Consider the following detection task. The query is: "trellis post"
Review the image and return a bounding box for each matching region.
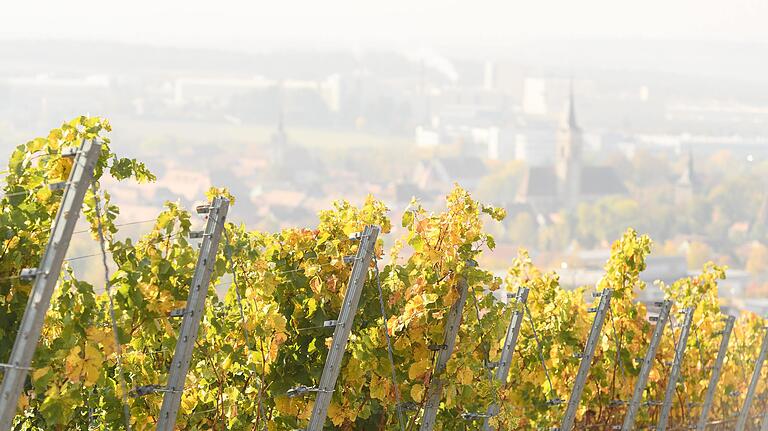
[657,306,695,431]
[695,315,735,431]
[735,326,768,431]
[622,299,673,431]
[306,225,380,431]
[418,275,471,431]
[156,197,229,431]
[482,287,529,431]
[0,139,102,431]
[560,288,613,431]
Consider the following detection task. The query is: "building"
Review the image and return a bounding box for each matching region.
[517,82,626,209]
[413,156,488,192]
[674,149,698,206]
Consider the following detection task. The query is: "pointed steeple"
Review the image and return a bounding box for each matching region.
[567,78,579,130]
[677,148,696,187]
[556,78,583,207]
[271,106,288,156]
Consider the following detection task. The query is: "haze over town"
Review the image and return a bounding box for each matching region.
[2,0,768,310]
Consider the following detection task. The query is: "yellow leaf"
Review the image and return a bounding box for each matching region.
[180,393,198,414]
[457,366,473,385]
[370,376,387,401]
[408,359,430,380]
[310,276,322,294]
[17,393,28,411]
[83,344,103,386]
[32,366,50,381]
[274,396,292,414]
[411,384,425,402]
[328,401,345,426]
[64,346,83,383]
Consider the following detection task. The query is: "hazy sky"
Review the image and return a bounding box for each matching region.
[2,0,768,51]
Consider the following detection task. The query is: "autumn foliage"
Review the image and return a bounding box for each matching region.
[1,118,766,430]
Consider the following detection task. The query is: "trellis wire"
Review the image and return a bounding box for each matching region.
[464,284,498,423]
[222,229,267,431]
[523,303,556,401]
[608,306,628,400]
[92,185,133,431]
[0,183,70,200]
[373,256,406,431]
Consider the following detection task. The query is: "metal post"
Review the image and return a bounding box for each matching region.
[622,299,673,431]
[306,225,380,431]
[482,287,529,431]
[419,276,470,431]
[156,197,229,431]
[0,139,102,430]
[695,315,735,431]
[560,288,613,431]
[735,327,768,431]
[657,306,695,431]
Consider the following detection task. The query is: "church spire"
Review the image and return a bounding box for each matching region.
[567,78,579,130]
[677,148,696,187]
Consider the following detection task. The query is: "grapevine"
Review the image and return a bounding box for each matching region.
[0,117,766,430]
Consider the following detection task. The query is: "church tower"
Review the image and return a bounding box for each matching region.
[555,80,583,206]
[675,148,697,206]
[269,109,288,166]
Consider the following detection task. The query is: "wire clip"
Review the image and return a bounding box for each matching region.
[130,384,164,398]
[19,268,38,282]
[461,412,491,420]
[61,147,79,158]
[287,385,331,398]
[398,401,419,411]
[49,182,67,191]
[323,320,339,328]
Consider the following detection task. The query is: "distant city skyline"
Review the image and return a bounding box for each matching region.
[2,0,768,52]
